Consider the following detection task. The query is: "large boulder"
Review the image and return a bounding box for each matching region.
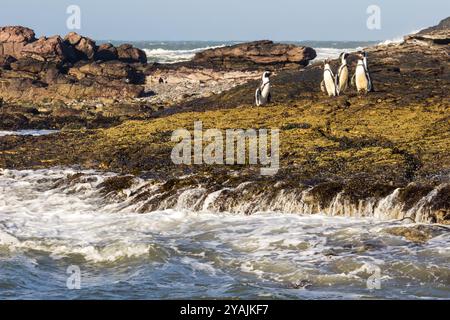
[95,43,119,61]
[117,44,147,63]
[192,40,317,70]
[21,36,77,63]
[0,26,36,59]
[64,32,97,60]
[0,26,36,43]
[68,61,143,84]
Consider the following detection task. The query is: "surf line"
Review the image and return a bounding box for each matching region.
[171,121,280,176]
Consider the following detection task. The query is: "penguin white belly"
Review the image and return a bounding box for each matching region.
[338,66,349,93]
[261,83,270,102]
[324,71,336,97]
[355,66,369,93]
[256,84,270,106]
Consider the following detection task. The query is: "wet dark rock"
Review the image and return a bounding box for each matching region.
[397,183,435,211]
[99,175,135,195]
[290,280,313,289]
[308,181,344,208]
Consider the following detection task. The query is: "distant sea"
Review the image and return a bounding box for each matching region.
[98,40,380,64]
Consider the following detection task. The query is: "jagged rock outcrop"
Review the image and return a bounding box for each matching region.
[64,32,97,60]
[0,26,147,105]
[192,40,317,70]
[21,36,77,63]
[95,43,119,61]
[0,26,36,59]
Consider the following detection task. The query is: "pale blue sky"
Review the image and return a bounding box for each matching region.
[1,0,448,41]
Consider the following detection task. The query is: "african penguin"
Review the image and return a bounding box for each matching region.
[321,61,338,97]
[362,51,373,92]
[336,52,349,94]
[353,52,372,94]
[255,71,272,106]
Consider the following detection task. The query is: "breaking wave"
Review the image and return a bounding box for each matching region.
[0,130,58,137]
[143,45,226,64]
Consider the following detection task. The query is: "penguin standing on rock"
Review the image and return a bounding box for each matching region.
[335,52,349,94]
[255,71,272,106]
[362,51,374,92]
[352,51,373,94]
[321,60,338,97]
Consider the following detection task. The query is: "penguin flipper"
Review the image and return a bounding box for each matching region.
[367,73,374,92]
[351,74,356,87]
[267,92,272,103]
[320,80,325,93]
[255,88,262,106]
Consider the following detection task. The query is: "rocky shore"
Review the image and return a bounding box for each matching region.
[0,32,316,129]
[0,18,449,226]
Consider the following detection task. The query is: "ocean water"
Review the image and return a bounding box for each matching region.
[103,40,378,64]
[1,169,449,300]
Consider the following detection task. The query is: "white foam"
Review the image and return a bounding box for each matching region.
[144,45,225,64]
[377,30,422,46]
[0,229,20,246]
[1,167,449,294]
[314,47,361,61]
[0,130,59,137]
